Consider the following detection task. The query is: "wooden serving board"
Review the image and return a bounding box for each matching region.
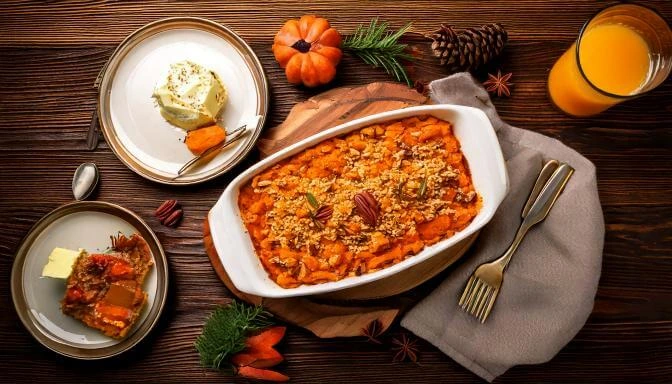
[203,82,479,337]
[258,82,428,157]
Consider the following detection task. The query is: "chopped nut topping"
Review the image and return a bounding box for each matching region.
[238,116,481,288]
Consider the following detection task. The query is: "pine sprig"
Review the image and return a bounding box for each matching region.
[195,301,273,369]
[343,19,414,85]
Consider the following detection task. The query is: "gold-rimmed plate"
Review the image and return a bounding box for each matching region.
[97,17,268,185]
[10,201,169,359]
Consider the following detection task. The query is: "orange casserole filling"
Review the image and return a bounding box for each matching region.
[238,116,481,288]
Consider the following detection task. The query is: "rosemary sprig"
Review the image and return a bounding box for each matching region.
[343,18,414,85]
[195,301,272,370]
[417,175,428,200]
[305,192,320,210]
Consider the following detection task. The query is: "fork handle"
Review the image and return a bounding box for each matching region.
[496,221,532,270]
[495,163,575,270]
[522,160,559,218]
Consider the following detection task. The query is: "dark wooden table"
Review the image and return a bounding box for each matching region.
[1,1,671,382]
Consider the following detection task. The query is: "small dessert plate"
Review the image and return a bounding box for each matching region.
[10,201,169,359]
[97,17,268,185]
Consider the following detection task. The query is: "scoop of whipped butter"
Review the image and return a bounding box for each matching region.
[41,247,84,279]
[152,60,228,130]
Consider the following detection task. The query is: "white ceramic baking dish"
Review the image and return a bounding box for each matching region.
[209,104,508,298]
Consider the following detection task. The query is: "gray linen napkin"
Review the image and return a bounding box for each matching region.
[401,73,604,382]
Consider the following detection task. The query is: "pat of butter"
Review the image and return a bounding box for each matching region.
[41,247,84,279]
[152,60,228,130]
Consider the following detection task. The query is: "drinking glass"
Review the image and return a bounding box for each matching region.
[548,4,672,117]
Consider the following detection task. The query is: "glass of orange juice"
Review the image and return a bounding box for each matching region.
[548,4,672,117]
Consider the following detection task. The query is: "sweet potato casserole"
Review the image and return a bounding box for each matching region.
[238,116,480,288]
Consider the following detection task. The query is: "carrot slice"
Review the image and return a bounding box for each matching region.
[231,348,283,368]
[237,366,289,382]
[185,125,226,155]
[231,352,257,367]
[246,326,286,349]
[109,261,135,278]
[95,302,132,321]
[250,354,284,369]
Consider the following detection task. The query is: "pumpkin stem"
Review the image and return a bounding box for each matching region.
[291,39,311,53]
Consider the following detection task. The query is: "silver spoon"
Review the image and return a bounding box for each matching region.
[72,162,100,200]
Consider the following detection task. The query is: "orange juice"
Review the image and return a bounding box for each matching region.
[548,23,651,116]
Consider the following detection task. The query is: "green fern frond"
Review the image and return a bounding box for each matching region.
[343,19,414,85]
[194,300,273,370]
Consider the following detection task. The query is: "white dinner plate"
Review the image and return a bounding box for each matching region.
[97,17,268,184]
[11,201,168,359]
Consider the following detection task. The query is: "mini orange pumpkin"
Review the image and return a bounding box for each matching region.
[272,15,342,87]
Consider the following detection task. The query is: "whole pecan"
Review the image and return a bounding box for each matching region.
[354,191,379,227]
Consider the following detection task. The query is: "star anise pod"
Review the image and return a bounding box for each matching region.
[391,333,419,363]
[110,233,121,250]
[413,80,429,96]
[361,319,383,344]
[483,70,513,97]
[109,232,130,251]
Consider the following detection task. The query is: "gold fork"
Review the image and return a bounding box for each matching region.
[458,160,574,323]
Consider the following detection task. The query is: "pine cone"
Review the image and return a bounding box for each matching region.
[429,23,508,73]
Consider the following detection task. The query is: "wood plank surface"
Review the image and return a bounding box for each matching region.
[1,1,671,383]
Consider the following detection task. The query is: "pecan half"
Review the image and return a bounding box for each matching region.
[354,191,379,227]
[162,209,183,227]
[312,205,333,225]
[155,199,178,220]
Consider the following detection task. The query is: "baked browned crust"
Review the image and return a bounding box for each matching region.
[238,116,480,288]
[61,234,154,339]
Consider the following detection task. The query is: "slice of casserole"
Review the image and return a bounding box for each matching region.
[61,233,154,339]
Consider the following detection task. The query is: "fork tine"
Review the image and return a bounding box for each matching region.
[480,288,500,323]
[473,284,490,315]
[461,279,476,310]
[461,278,480,310]
[476,287,493,320]
[468,282,487,314]
[458,275,476,306]
[464,279,483,311]
[473,286,492,317]
[478,296,492,322]
[466,283,481,314]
